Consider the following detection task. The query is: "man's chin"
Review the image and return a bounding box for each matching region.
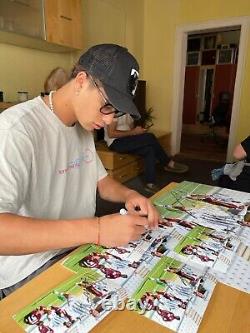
[79,122,93,131]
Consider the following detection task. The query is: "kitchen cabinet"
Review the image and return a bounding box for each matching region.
[0,0,45,39]
[0,0,83,52]
[44,0,83,50]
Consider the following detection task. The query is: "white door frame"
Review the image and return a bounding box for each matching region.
[171,16,250,161]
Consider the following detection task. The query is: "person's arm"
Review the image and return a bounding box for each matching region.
[233,136,250,160]
[0,213,99,255]
[97,175,159,229]
[233,143,247,160]
[107,120,146,138]
[0,209,152,254]
[0,165,152,254]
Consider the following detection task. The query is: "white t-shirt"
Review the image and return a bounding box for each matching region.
[0,96,107,288]
[104,114,134,146]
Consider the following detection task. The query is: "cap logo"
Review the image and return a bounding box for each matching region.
[128,68,139,96]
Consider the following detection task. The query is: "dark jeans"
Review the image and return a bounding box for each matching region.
[110,133,171,183]
[218,171,250,193]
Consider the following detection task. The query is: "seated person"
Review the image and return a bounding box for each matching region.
[218,136,250,192]
[104,114,188,193]
[42,67,69,95]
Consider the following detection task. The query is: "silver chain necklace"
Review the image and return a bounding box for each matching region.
[48,90,56,113]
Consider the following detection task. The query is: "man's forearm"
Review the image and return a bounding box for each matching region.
[0,213,99,255]
[233,143,247,160]
[98,176,137,203]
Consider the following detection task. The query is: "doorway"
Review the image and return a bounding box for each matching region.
[180,28,240,162]
[171,17,250,162]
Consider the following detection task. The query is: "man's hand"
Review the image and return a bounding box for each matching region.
[133,126,147,135]
[124,191,159,229]
[98,213,149,247]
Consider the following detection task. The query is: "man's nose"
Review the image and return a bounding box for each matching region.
[103,113,115,125]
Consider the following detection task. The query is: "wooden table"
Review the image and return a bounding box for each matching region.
[0,183,249,333]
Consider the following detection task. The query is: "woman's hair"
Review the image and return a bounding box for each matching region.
[44,67,69,93]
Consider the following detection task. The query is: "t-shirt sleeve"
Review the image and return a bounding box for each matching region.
[96,152,108,181]
[0,129,32,213]
[241,136,250,159]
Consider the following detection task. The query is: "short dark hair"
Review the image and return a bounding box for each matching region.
[70,63,85,79]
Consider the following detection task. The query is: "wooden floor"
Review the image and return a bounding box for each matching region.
[179,133,228,162]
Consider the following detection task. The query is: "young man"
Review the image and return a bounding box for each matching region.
[0,44,159,299]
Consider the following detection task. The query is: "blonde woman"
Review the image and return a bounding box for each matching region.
[44,67,69,94]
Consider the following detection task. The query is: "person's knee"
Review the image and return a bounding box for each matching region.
[142,132,157,145]
[144,132,156,139]
[138,145,154,157]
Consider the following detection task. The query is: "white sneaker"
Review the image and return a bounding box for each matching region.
[144,183,160,193]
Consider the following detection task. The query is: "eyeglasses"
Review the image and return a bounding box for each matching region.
[89,76,125,118]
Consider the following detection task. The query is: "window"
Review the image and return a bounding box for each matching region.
[217,49,234,64]
[187,37,201,52]
[201,50,216,65]
[187,52,200,66]
[203,35,216,50]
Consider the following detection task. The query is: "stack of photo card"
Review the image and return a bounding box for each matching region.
[131,256,216,333]
[154,181,250,233]
[13,246,217,333]
[154,181,250,290]
[13,272,126,333]
[155,219,241,273]
[13,181,250,333]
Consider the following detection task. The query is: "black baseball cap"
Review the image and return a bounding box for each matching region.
[77,44,141,119]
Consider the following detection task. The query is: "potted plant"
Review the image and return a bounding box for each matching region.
[135,107,155,129]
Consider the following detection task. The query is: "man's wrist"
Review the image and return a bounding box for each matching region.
[124,189,138,201]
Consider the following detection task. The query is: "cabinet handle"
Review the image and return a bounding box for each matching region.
[60,15,72,21]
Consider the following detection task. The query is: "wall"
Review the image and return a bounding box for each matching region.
[144,1,180,133]
[80,0,144,71]
[0,43,72,102]
[144,0,250,145]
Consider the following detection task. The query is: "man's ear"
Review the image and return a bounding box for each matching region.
[75,71,88,90]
